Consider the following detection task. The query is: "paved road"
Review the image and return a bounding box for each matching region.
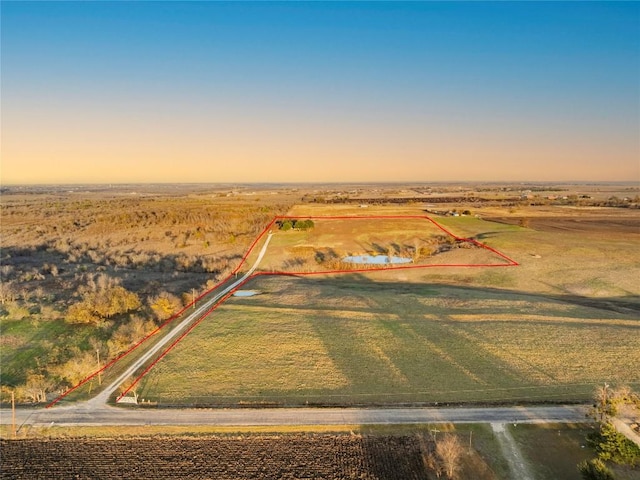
[84,233,273,407]
[2,404,590,429]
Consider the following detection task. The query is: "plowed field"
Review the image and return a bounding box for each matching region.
[1,435,425,480]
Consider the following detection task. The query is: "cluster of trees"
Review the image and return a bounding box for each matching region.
[579,385,640,479]
[1,270,192,403]
[418,432,463,479]
[67,275,141,326]
[2,195,292,240]
[107,316,158,358]
[276,219,315,231]
[275,234,467,273]
[46,237,238,274]
[587,422,640,467]
[601,196,640,208]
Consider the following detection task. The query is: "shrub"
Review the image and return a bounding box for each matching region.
[577,458,615,480]
[149,292,182,321]
[280,220,293,231]
[589,422,640,466]
[67,283,141,325]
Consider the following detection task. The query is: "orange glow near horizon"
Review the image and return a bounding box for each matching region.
[3,2,638,184]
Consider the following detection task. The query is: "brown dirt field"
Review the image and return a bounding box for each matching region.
[0,435,430,480]
[485,215,640,235]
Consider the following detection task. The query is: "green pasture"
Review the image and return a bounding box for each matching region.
[135,274,639,406]
[0,317,95,388]
[508,423,595,480]
[509,423,640,480]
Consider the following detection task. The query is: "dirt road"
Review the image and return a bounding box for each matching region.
[491,422,535,480]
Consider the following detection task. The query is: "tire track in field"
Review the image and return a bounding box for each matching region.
[491,423,535,480]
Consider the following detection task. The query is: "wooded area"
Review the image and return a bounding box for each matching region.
[0,189,293,402]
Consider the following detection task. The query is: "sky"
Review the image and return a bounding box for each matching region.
[1,1,638,184]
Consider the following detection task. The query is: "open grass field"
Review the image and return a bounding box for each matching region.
[509,423,639,480]
[136,274,639,406]
[130,202,639,406]
[245,215,513,275]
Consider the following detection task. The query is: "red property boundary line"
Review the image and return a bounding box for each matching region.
[47,214,517,407]
[274,215,519,270]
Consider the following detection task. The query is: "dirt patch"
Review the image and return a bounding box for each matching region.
[491,423,535,480]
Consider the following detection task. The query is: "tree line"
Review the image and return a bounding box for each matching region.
[275,219,315,231]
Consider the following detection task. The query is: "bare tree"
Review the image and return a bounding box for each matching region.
[593,383,617,421]
[107,316,156,357]
[0,281,17,305]
[16,373,53,403]
[413,238,422,262]
[613,385,633,404]
[436,434,463,479]
[416,433,442,478]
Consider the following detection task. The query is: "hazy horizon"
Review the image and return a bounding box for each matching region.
[4,180,639,190]
[2,2,639,185]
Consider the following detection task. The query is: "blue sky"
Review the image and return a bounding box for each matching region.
[2,1,638,183]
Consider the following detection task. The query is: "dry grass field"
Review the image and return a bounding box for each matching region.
[136,274,639,406]
[135,201,640,406]
[247,215,512,275]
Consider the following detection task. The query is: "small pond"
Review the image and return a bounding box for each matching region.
[342,255,412,265]
[233,290,259,297]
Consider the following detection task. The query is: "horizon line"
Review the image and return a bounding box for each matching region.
[2,180,638,188]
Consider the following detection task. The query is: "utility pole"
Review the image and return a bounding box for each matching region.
[11,390,16,438]
[192,288,196,309]
[96,349,102,385]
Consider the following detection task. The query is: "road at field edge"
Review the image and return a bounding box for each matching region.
[2,405,590,429]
